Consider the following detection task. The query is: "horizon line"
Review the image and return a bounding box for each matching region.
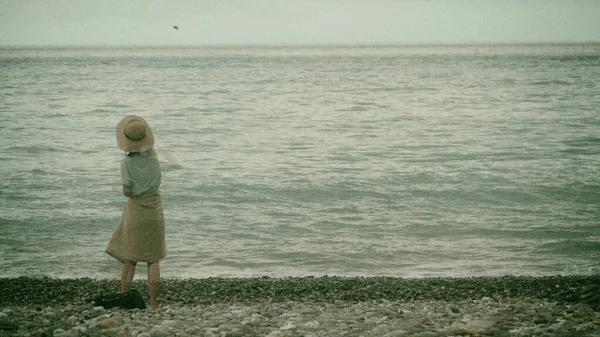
[1,40,600,49]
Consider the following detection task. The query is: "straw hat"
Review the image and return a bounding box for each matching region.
[116,115,154,152]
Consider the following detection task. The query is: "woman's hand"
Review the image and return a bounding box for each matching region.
[123,185,132,198]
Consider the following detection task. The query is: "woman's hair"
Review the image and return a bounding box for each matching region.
[126,149,155,157]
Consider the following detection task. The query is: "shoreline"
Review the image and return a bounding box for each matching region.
[1,275,599,306]
[1,275,599,336]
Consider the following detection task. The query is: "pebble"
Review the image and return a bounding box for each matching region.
[418,331,438,337]
[66,315,78,324]
[96,315,125,329]
[280,322,296,330]
[149,325,169,337]
[384,329,408,336]
[1,276,600,336]
[304,320,320,329]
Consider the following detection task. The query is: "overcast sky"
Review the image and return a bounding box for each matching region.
[1,0,599,46]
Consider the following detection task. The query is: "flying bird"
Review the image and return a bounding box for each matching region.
[173,25,179,30]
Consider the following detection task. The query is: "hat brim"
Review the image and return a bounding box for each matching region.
[116,115,155,152]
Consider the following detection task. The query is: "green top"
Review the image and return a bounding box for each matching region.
[121,149,161,197]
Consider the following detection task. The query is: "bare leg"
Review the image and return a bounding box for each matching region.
[148,261,160,310]
[120,260,137,292]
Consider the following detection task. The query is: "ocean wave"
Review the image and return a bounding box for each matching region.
[30,168,48,175]
[3,145,69,153]
[539,240,600,255]
[47,104,66,109]
[336,106,370,112]
[560,137,600,155]
[99,103,132,109]
[84,108,112,114]
[548,54,600,63]
[561,148,600,155]
[180,106,213,113]
[529,79,573,86]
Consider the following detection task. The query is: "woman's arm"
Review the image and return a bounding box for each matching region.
[123,185,132,198]
[155,148,183,170]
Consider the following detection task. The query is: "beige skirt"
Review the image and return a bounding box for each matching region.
[106,190,166,263]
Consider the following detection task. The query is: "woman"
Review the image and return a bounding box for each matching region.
[106,115,166,310]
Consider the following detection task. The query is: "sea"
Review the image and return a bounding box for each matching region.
[1,44,599,280]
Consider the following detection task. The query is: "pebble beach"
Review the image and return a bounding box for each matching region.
[1,275,600,337]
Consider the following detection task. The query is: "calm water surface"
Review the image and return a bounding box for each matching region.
[1,44,599,279]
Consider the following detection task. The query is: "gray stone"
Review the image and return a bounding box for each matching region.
[485,327,511,337]
[218,323,234,331]
[66,315,78,324]
[280,322,296,330]
[401,310,414,317]
[160,319,178,327]
[371,324,390,335]
[206,327,220,334]
[581,293,600,303]
[185,326,202,334]
[418,332,439,337]
[150,325,169,337]
[53,328,74,337]
[534,315,551,324]
[303,320,320,329]
[70,326,87,334]
[43,309,56,317]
